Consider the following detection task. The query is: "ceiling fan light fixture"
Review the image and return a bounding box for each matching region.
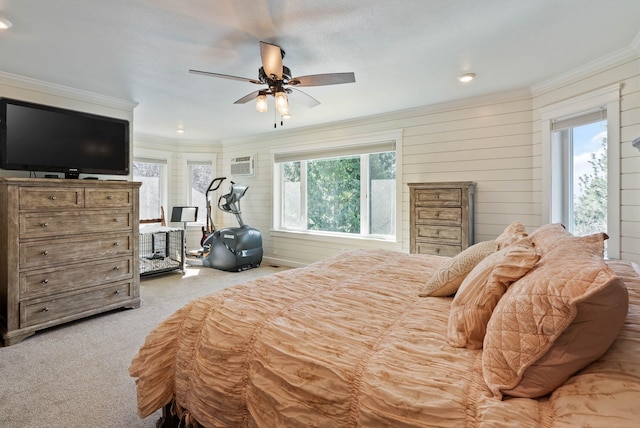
[0,17,12,29]
[458,72,476,83]
[275,91,288,109]
[277,102,289,116]
[256,94,268,113]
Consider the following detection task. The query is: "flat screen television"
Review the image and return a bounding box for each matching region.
[0,97,130,178]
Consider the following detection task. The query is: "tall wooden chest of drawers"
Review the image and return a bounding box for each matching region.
[409,181,476,256]
[0,178,141,346]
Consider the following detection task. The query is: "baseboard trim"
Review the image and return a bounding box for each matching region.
[262,256,307,269]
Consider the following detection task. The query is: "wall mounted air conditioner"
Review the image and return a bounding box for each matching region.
[230,155,255,176]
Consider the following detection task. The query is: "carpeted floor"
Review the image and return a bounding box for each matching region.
[0,263,289,428]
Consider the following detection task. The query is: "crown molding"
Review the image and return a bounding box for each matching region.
[0,70,138,111]
[531,42,640,96]
[134,132,221,149]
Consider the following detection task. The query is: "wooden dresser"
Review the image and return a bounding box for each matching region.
[0,178,141,346]
[409,181,476,256]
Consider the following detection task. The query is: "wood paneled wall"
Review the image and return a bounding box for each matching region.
[531,57,640,263]
[219,89,536,266]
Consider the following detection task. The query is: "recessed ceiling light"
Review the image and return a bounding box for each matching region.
[0,17,12,30]
[176,128,185,134]
[458,73,476,83]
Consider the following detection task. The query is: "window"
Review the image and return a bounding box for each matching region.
[551,112,607,236]
[274,132,401,240]
[187,160,214,225]
[541,84,620,258]
[133,158,166,220]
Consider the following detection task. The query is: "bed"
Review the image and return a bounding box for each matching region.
[130,223,640,427]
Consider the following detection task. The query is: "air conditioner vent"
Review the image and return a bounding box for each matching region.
[230,155,255,176]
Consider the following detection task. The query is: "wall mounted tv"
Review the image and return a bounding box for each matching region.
[0,97,130,179]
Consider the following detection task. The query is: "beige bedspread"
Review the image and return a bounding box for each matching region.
[130,250,640,427]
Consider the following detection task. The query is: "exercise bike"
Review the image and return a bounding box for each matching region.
[200,177,263,271]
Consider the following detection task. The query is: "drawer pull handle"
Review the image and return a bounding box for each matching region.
[435,212,440,218]
[107,196,113,200]
[41,222,49,227]
[114,290,120,295]
[42,307,49,312]
[114,266,121,271]
[435,248,440,254]
[49,196,56,201]
[435,230,440,236]
[41,279,49,285]
[113,218,119,223]
[435,194,440,199]
[113,242,120,247]
[41,250,49,256]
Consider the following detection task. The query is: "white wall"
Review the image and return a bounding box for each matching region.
[216,55,640,266]
[219,89,535,266]
[531,55,640,263]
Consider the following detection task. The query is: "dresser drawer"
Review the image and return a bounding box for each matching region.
[416,242,462,257]
[20,210,132,238]
[20,281,133,328]
[415,225,461,244]
[20,233,132,269]
[85,188,133,208]
[19,187,83,210]
[20,257,133,299]
[414,188,461,207]
[415,207,462,225]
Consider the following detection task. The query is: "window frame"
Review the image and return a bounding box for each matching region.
[182,153,217,227]
[540,84,620,257]
[272,130,403,242]
[133,147,172,221]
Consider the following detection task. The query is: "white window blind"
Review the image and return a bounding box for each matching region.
[134,157,167,165]
[551,108,606,131]
[187,160,212,166]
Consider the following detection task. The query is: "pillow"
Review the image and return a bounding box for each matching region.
[447,238,540,349]
[482,232,628,399]
[495,221,529,250]
[419,240,498,297]
[527,223,572,255]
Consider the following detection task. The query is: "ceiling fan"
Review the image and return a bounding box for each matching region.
[189,41,355,124]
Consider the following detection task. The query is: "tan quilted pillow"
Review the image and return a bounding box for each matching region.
[419,240,498,297]
[528,223,572,254]
[447,238,540,349]
[482,232,628,399]
[495,221,529,250]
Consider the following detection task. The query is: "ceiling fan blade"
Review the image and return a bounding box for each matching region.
[189,69,262,85]
[289,72,355,87]
[287,88,320,108]
[260,41,283,79]
[233,91,261,104]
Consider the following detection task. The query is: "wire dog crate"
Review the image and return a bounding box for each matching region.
[139,226,184,276]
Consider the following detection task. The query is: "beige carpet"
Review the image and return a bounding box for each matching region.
[0,263,289,428]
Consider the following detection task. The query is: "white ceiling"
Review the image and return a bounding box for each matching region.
[1,0,639,142]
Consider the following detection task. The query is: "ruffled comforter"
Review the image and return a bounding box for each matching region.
[130,249,640,427]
